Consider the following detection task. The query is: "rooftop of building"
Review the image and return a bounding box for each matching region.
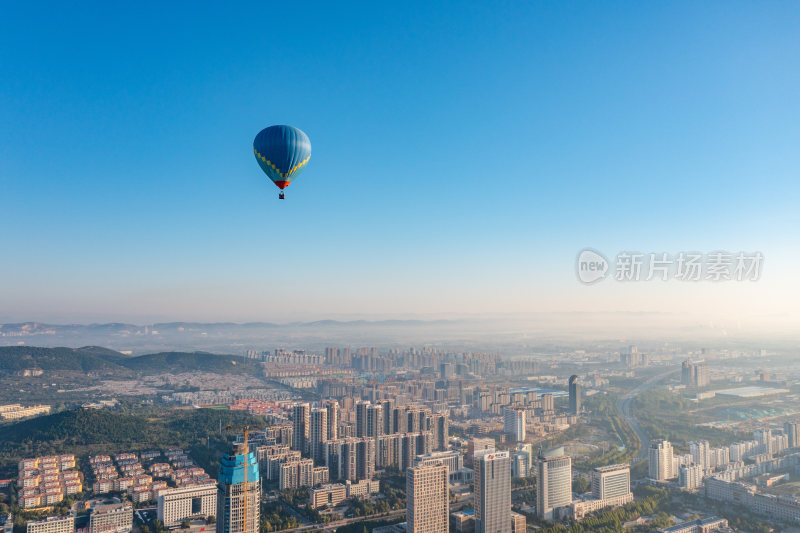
[27,516,73,524]
[594,463,630,472]
[659,516,726,533]
[539,446,565,459]
[714,386,789,398]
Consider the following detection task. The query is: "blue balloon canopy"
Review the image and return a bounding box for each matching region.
[253,125,311,190]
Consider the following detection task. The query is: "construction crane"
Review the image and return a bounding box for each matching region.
[224,425,266,533]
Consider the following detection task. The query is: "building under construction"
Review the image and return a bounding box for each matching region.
[216,443,260,533]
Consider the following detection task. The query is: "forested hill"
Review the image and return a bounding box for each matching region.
[0,408,265,478]
[2,408,153,445]
[0,346,261,376]
[0,346,129,374]
[117,351,263,375]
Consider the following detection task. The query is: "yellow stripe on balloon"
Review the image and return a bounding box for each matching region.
[255,148,310,178]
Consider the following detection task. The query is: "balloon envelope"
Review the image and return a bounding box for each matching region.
[253,125,312,190]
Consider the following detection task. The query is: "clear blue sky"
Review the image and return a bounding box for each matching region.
[2,2,799,325]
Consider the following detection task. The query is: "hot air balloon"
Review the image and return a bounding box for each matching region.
[253,125,312,199]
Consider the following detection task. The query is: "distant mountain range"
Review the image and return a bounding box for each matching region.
[0,315,785,355]
[0,319,452,332]
[0,319,486,354]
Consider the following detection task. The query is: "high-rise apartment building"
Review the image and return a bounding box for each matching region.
[468,438,495,463]
[754,428,774,455]
[216,444,260,533]
[356,402,369,438]
[681,361,710,388]
[356,438,376,481]
[649,440,674,481]
[323,400,339,441]
[503,408,525,443]
[678,464,704,490]
[324,437,375,482]
[292,403,310,453]
[406,462,449,533]
[309,408,328,464]
[278,458,314,490]
[476,451,511,533]
[620,345,647,367]
[568,375,582,415]
[429,413,449,451]
[440,362,454,380]
[381,399,394,435]
[784,422,799,449]
[367,404,384,438]
[541,393,554,412]
[689,441,710,470]
[536,447,572,521]
[264,424,293,446]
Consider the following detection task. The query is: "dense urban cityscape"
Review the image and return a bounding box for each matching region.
[1,338,799,533]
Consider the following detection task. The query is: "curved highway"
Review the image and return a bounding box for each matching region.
[617,367,680,462]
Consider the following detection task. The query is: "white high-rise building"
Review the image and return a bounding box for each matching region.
[708,446,729,468]
[503,408,526,442]
[591,464,630,500]
[678,464,704,490]
[157,484,217,527]
[755,429,773,455]
[536,447,572,521]
[689,441,710,470]
[648,440,674,481]
[476,451,512,533]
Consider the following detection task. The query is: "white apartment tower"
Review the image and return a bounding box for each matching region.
[648,440,674,481]
[503,408,526,443]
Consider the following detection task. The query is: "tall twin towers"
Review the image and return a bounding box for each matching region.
[407,448,514,533]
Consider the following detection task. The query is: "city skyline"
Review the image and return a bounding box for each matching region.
[3,339,800,532]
